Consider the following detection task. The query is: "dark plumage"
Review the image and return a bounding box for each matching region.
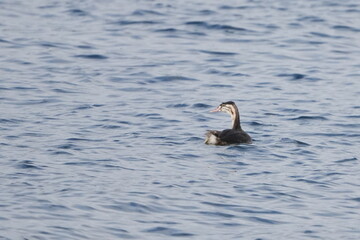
[205,101,252,145]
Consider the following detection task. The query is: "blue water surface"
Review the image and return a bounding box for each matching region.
[1,0,360,239]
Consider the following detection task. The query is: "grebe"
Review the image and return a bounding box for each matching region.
[205,101,252,145]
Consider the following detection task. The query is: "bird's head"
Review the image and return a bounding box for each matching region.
[210,101,237,116]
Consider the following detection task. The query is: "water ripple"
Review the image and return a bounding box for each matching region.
[148,75,197,83]
[67,9,89,17]
[74,54,108,59]
[115,20,162,25]
[246,216,284,225]
[185,21,254,33]
[143,227,194,237]
[332,25,360,32]
[335,157,357,164]
[1,1,359,239]
[290,116,328,121]
[132,10,165,16]
[16,160,43,170]
[199,50,237,56]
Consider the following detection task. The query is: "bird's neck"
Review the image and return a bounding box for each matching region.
[230,106,241,130]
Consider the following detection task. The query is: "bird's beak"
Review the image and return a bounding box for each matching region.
[210,106,221,112]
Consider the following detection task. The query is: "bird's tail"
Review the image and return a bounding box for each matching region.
[204,130,220,145]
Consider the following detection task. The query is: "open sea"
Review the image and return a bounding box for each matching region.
[1,0,360,239]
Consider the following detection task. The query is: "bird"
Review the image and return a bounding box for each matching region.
[205,101,252,145]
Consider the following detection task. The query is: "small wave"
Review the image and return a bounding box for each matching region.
[307,132,352,137]
[67,9,89,17]
[100,125,122,129]
[155,75,196,81]
[35,203,70,211]
[56,143,80,150]
[188,31,207,36]
[52,88,79,93]
[219,5,252,10]
[332,25,360,32]
[296,178,328,186]
[206,192,233,199]
[154,28,178,33]
[76,45,94,49]
[245,171,273,176]
[147,75,197,83]
[249,121,268,126]
[335,157,357,163]
[204,84,234,88]
[154,27,208,37]
[297,16,325,23]
[17,98,60,105]
[102,164,135,171]
[280,138,310,146]
[192,103,212,108]
[0,38,10,43]
[242,209,283,215]
[132,10,164,16]
[270,154,288,159]
[246,216,284,224]
[346,8,360,13]
[65,161,97,166]
[23,130,48,139]
[186,136,202,142]
[143,227,194,237]
[310,31,343,39]
[38,41,67,48]
[332,123,360,128]
[166,103,189,108]
[115,20,162,25]
[199,211,235,218]
[227,145,255,151]
[294,99,317,103]
[206,69,245,76]
[16,160,43,170]
[0,118,24,124]
[73,104,103,110]
[256,23,279,30]
[278,108,309,113]
[73,204,96,211]
[198,9,216,15]
[50,151,73,155]
[199,50,237,56]
[102,201,161,214]
[185,21,253,33]
[116,120,132,125]
[108,77,128,82]
[119,87,149,92]
[66,137,103,142]
[74,54,108,59]
[277,73,306,80]
[216,160,248,166]
[217,152,246,159]
[290,116,328,121]
[105,227,133,238]
[136,113,161,117]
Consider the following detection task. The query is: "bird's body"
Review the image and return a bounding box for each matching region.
[205,101,252,145]
[205,129,251,145]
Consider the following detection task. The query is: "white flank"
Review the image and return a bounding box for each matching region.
[205,134,218,145]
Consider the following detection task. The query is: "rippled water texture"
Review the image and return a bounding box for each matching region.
[1,0,360,239]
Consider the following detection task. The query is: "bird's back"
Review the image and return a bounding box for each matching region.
[219,129,252,144]
[205,129,251,145]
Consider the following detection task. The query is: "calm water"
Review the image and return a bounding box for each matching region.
[1,0,360,239]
